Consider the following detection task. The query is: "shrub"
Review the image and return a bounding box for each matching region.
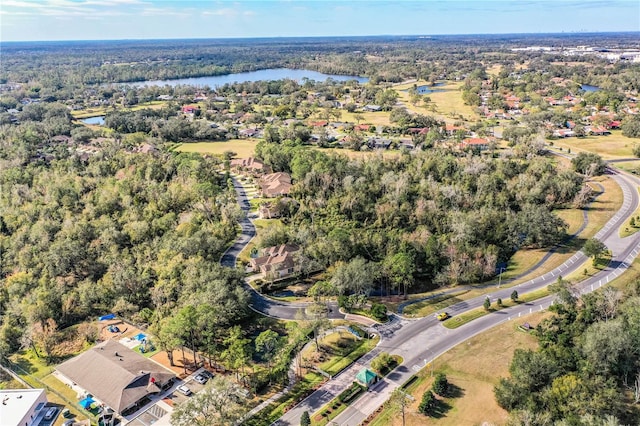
[370,303,388,321]
[371,352,393,373]
[418,390,437,416]
[511,290,518,302]
[483,297,491,310]
[300,411,311,426]
[432,373,449,396]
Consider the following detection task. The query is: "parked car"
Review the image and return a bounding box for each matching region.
[44,407,57,420]
[193,373,208,385]
[177,385,192,396]
[435,312,450,321]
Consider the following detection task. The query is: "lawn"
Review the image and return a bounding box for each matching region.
[174,138,259,157]
[619,187,640,238]
[367,311,548,426]
[71,101,166,119]
[393,81,477,123]
[551,131,640,160]
[313,146,401,160]
[301,331,380,378]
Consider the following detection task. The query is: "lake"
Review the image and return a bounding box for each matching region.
[581,84,601,92]
[81,116,105,125]
[128,68,369,88]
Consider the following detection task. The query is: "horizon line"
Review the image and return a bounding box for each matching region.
[2,30,639,44]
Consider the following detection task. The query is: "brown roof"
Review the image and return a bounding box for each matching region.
[259,172,292,197]
[230,157,270,173]
[56,340,174,414]
[250,244,299,273]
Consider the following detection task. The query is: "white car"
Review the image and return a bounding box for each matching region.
[177,385,192,396]
[193,373,209,384]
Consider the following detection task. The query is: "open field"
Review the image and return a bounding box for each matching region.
[394,81,477,123]
[71,101,167,118]
[551,131,640,160]
[314,147,401,160]
[368,311,549,426]
[174,138,259,157]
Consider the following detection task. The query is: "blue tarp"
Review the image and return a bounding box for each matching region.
[79,397,95,409]
[98,314,115,321]
[134,333,147,341]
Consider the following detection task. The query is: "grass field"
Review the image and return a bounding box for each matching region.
[620,187,640,238]
[393,81,477,123]
[71,101,166,118]
[551,131,640,160]
[368,312,548,426]
[175,138,259,157]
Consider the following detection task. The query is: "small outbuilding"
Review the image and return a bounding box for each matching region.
[355,368,379,389]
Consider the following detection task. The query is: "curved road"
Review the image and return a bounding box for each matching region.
[274,167,640,426]
[220,177,342,319]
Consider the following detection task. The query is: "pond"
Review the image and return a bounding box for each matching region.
[581,84,601,92]
[81,116,105,125]
[128,68,369,88]
[414,82,445,94]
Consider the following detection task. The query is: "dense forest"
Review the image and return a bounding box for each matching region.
[496,279,640,425]
[252,139,583,295]
[0,143,247,356]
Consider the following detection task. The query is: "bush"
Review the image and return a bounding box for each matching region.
[483,297,491,311]
[432,373,449,396]
[418,390,437,416]
[511,290,519,302]
[300,411,310,426]
[371,352,393,373]
[370,303,388,321]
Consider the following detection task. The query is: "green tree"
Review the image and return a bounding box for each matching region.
[511,290,519,302]
[483,297,491,311]
[222,326,252,384]
[300,411,311,426]
[255,329,280,384]
[583,238,607,266]
[571,152,606,176]
[170,376,247,426]
[432,372,450,397]
[418,390,437,416]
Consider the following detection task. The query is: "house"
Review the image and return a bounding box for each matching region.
[259,172,292,197]
[586,125,610,136]
[364,104,382,112]
[354,124,371,132]
[181,105,199,114]
[355,368,379,389]
[1,388,48,426]
[553,129,575,138]
[460,138,489,151]
[238,128,260,138]
[250,244,299,278]
[444,124,465,136]
[310,120,328,127]
[368,138,392,150]
[55,340,175,416]
[230,157,271,175]
[407,127,430,135]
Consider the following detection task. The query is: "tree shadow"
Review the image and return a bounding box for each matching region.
[446,383,465,399]
[430,399,452,419]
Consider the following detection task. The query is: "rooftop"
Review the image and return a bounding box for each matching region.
[0,388,47,426]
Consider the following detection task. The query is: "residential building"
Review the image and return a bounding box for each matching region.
[0,388,48,426]
[259,172,292,198]
[55,340,175,416]
[250,244,299,278]
[460,138,490,151]
[230,157,271,175]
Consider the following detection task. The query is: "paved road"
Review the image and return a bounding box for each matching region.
[220,177,343,320]
[275,167,640,425]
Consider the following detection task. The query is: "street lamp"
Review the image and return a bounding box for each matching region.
[498,267,506,288]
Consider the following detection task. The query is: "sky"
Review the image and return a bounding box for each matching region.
[1,0,639,42]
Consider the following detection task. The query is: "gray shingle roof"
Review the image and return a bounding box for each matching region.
[56,340,174,414]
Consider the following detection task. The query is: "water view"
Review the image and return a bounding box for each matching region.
[81,115,105,125]
[129,68,368,88]
[581,84,601,92]
[415,82,445,94]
